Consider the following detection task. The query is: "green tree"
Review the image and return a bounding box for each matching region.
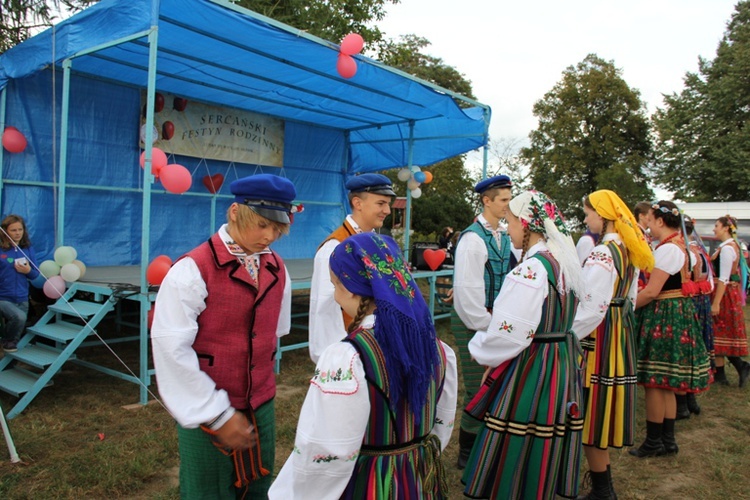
[520,54,653,226]
[652,1,750,201]
[235,0,399,47]
[378,35,479,236]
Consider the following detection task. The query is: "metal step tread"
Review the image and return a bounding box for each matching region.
[48,299,108,318]
[27,321,94,342]
[7,344,65,369]
[0,367,53,397]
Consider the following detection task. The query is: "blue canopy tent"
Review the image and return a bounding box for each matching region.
[0,0,490,415]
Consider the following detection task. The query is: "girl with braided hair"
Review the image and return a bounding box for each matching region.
[270,232,457,499]
[461,190,585,499]
[629,200,711,459]
[573,190,654,499]
[710,214,750,387]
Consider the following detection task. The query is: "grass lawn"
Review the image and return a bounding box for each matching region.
[1,302,749,499]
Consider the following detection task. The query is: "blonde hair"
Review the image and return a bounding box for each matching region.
[227,203,290,235]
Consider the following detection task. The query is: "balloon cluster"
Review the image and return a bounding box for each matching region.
[337,33,364,79]
[2,127,28,153]
[396,166,433,199]
[39,246,87,299]
[138,146,192,194]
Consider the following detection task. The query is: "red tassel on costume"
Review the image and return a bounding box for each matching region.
[682,280,699,297]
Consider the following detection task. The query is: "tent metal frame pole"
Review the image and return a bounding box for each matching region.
[57,60,72,247]
[403,121,415,260]
[482,108,490,179]
[138,25,160,405]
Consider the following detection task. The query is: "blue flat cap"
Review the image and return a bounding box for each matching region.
[230,174,297,224]
[475,175,512,194]
[345,173,396,197]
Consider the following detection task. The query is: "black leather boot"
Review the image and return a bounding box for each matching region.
[686,392,701,415]
[661,417,678,455]
[675,394,690,420]
[730,358,750,388]
[714,366,730,386]
[628,420,666,458]
[576,469,615,500]
[456,428,476,470]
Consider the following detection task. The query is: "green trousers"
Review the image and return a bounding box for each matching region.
[176,400,275,499]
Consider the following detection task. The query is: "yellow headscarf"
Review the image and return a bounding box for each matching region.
[588,190,655,272]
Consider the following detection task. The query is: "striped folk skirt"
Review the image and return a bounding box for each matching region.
[451,308,488,434]
[712,284,748,357]
[580,305,637,449]
[462,332,583,499]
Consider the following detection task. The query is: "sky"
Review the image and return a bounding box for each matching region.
[378,0,739,148]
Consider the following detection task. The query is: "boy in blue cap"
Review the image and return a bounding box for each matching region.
[452,174,515,469]
[152,173,296,498]
[308,173,396,363]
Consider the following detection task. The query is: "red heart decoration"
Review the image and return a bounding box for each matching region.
[423,249,446,271]
[202,173,224,194]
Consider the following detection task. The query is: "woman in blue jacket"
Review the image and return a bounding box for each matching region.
[0,214,45,352]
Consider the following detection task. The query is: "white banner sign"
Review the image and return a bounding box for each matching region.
[139,91,284,166]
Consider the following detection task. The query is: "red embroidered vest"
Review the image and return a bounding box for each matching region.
[187,233,286,410]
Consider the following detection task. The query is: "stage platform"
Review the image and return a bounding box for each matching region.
[74,261,452,372]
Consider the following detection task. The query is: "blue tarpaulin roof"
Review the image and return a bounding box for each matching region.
[0,0,489,265]
[0,0,489,173]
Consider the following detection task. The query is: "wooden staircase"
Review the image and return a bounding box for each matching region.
[0,284,116,419]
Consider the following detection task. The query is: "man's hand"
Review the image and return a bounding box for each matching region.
[213,412,257,451]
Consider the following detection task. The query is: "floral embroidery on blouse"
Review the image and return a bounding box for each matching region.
[512,265,538,281]
[526,330,536,339]
[313,366,354,384]
[344,451,359,462]
[312,454,339,463]
[598,301,609,314]
[497,320,514,333]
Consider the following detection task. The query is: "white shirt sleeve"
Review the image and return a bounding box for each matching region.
[269,342,370,500]
[653,243,686,275]
[433,341,458,450]
[572,244,616,339]
[150,257,232,428]
[453,232,492,331]
[718,244,738,284]
[576,235,596,266]
[469,258,548,367]
[277,267,292,337]
[309,239,347,363]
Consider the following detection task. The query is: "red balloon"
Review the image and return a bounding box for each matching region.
[160,163,193,194]
[337,54,357,79]
[146,259,171,285]
[2,127,27,153]
[162,121,175,140]
[155,92,165,113]
[173,97,188,111]
[340,33,364,56]
[153,254,173,267]
[139,148,168,177]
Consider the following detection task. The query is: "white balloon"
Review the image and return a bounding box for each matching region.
[411,187,422,199]
[397,168,411,182]
[410,165,422,173]
[60,263,81,282]
[72,259,87,279]
[140,123,159,144]
[407,179,420,190]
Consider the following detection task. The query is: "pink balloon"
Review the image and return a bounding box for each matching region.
[2,127,27,153]
[43,275,66,299]
[340,33,364,56]
[139,148,168,177]
[337,54,357,79]
[160,164,193,194]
